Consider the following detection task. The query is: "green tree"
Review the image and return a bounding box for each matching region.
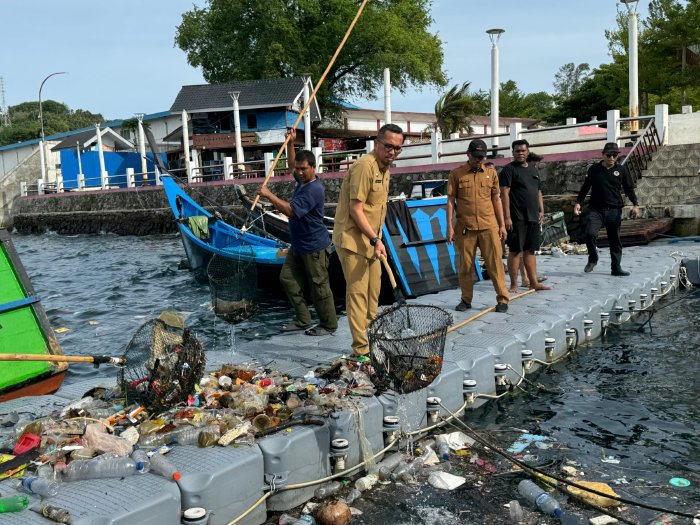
[433,82,480,135]
[553,63,591,100]
[175,0,448,112]
[0,101,103,147]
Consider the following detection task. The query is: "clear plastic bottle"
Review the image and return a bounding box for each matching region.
[61,457,140,481]
[278,514,298,525]
[517,479,562,517]
[294,516,315,525]
[389,461,410,481]
[343,488,362,505]
[139,431,175,448]
[170,426,203,446]
[0,495,29,513]
[131,447,151,474]
[354,472,378,492]
[376,452,404,481]
[436,435,450,461]
[314,480,344,499]
[149,452,181,481]
[399,456,426,483]
[18,476,59,497]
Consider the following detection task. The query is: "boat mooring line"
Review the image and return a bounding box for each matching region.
[447,289,536,333]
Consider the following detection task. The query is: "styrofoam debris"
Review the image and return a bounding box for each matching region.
[589,515,618,525]
[427,471,466,490]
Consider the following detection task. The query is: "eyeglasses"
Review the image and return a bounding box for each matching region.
[604,153,619,158]
[378,141,403,153]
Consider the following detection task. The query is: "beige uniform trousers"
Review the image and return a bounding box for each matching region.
[457,228,509,305]
[337,247,381,355]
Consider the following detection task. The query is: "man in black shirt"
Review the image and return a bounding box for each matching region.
[501,139,551,293]
[574,142,640,276]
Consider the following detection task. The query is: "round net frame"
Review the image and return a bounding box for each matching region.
[207,251,258,323]
[368,304,452,394]
[119,320,206,411]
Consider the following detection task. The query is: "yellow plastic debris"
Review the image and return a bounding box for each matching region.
[54,327,70,333]
[567,481,619,508]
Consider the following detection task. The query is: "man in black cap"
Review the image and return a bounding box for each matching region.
[447,139,510,312]
[574,142,640,276]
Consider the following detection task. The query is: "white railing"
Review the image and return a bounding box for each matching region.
[20,104,672,197]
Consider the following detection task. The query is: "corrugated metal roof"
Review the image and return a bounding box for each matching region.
[169,76,321,120]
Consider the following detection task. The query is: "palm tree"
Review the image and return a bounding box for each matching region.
[434,82,478,135]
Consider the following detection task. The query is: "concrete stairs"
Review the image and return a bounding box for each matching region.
[634,143,700,207]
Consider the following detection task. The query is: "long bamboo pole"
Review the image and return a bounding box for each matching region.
[0,354,125,365]
[243,0,370,228]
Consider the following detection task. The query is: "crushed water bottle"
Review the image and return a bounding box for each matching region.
[18,476,59,497]
[377,452,404,480]
[314,480,344,499]
[40,504,72,524]
[62,456,140,481]
[343,488,362,505]
[518,479,562,517]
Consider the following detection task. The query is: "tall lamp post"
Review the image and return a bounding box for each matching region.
[486,29,505,156]
[228,91,244,169]
[38,71,67,181]
[621,0,639,134]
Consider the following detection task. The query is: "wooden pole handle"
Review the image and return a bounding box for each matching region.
[247,0,370,217]
[380,254,397,289]
[0,354,125,365]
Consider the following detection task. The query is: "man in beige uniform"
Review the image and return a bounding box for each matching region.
[333,123,404,356]
[446,139,510,312]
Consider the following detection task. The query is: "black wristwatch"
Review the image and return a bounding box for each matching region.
[370,237,380,246]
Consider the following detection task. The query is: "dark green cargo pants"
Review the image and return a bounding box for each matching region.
[279,246,338,331]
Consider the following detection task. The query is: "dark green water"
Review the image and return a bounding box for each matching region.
[12,233,700,524]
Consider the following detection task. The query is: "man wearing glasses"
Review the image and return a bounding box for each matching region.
[446,139,510,313]
[259,133,338,336]
[333,123,404,356]
[574,142,640,276]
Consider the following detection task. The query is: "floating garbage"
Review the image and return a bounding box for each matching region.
[316,499,352,525]
[566,481,619,508]
[427,471,466,490]
[668,477,690,488]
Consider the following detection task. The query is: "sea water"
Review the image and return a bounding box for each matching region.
[11,232,700,524]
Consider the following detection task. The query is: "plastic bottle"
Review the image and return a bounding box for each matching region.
[139,431,175,448]
[436,435,450,461]
[376,452,404,481]
[389,461,410,481]
[0,495,29,513]
[354,472,378,492]
[19,476,59,497]
[149,452,181,481]
[294,516,315,525]
[314,480,344,499]
[170,426,203,446]
[278,514,297,525]
[61,456,141,481]
[517,479,562,517]
[131,447,151,473]
[399,456,426,483]
[343,488,362,505]
[508,500,523,523]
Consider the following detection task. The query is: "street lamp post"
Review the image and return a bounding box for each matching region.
[38,72,67,181]
[486,29,505,156]
[621,0,639,134]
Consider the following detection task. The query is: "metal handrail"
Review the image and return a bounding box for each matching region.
[621,118,660,183]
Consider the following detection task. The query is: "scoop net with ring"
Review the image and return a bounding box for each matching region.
[119,311,206,411]
[368,304,452,394]
[207,251,257,323]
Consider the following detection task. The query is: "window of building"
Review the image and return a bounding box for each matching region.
[247,113,257,129]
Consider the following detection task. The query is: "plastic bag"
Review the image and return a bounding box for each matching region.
[427,471,466,490]
[83,423,133,457]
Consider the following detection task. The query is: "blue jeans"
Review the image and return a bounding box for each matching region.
[585,207,622,270]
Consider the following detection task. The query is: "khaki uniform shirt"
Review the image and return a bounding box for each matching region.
[447,164,500,231]
[333,153,390,259]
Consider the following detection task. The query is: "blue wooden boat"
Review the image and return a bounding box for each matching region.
[161,175,288,285]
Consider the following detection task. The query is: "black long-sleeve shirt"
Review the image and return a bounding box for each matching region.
[576,161,638,209]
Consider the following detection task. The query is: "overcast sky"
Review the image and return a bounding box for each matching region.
[1,0,647,120]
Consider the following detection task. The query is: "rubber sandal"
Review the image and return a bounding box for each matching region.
[280,322,311,332]
[305,325,336,336]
